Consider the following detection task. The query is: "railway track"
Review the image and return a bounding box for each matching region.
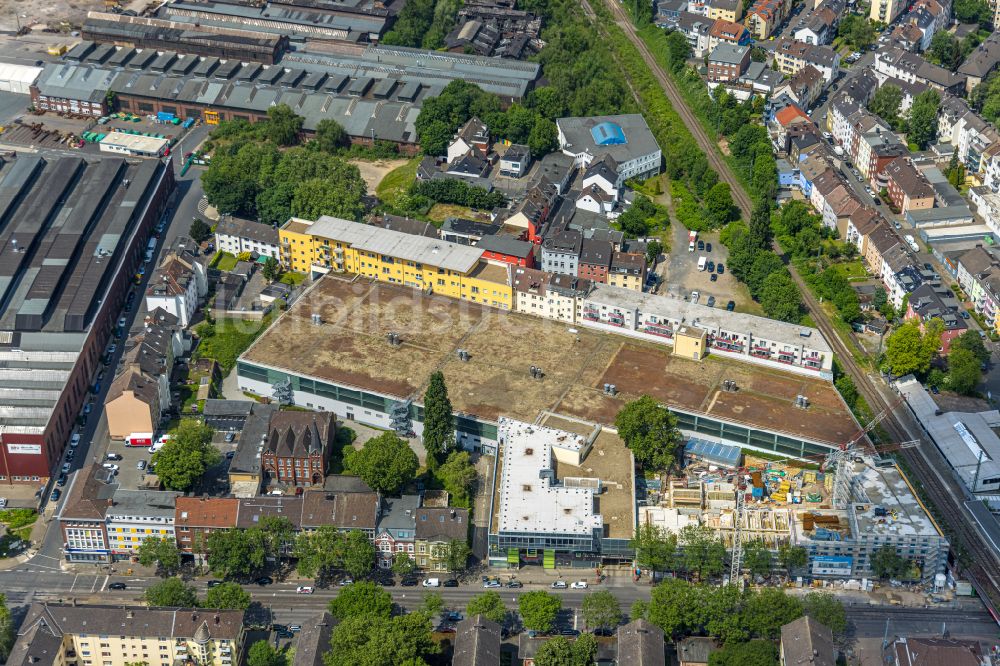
[596,0,1000,615]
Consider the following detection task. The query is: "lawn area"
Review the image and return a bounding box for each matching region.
[193,312,277,372]
[828,260,868,281]
[279,271,307,287]
[375,157,420,207]
[212,252,238,272]
[427,203,490,225]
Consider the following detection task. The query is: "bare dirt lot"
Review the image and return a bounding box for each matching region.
[350,158,411,192]
[0,0,102,32]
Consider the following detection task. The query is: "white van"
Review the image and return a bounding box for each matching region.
[422,578,440,587]
[697,256,707,271]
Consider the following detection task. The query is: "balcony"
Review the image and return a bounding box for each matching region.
[644,324,673,338]
[582,313,600,322]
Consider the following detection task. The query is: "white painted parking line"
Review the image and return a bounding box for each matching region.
[99,575,109,592]
[69,573,79,591]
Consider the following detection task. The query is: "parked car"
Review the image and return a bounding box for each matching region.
[256,576,273,586]
[697,240,704,251]
[443,579,459,587]
[296,586,314,594]
[136,460,147,471]
[423,578,441,587]
[401,577,419,587]
[717,263,724,274]
[559,628,581,636]
[288,625,301,633]
[61,462,71,474]
[108,582,127,590]
[207,580,223,588]
[923,263,933,271]
[118,316,127,328]
[56,474,67,487]
[83,404,92,415]
[551,580,568,589]
[690,291,700,304]
[225,451,236,459]
[506,580,523,588]
[107,344,117,355]
[50,489,61,502]
[224,432,235,443]
[0,498,6,508]
[710,273,718,282]
[483,579,501,589]
[570,581,588,589]
[705,243,712,252]
[65,450,75,462]
[706,261,715,272]
[707,296,716,307]
[276,631,294,639]
[102,464,119,472]
[339,577,353,586]
[446,612,463,622]
[70,433,80,448]
[726,300,736,311]
[106,453,122,461]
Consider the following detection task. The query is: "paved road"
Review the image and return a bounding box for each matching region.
[1,567,997,638]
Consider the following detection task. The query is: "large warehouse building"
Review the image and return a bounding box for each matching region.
[30,43,539,149]
[0,155,173,487]
[237,276,858,461]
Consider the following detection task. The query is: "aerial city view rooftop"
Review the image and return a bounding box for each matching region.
[2,0,1000,661]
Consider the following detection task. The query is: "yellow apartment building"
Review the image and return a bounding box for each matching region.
[279,216,513,310]
[9,604,245,666]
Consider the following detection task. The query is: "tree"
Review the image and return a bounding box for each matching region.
[747,199,772,251]
[206,528,267,580]
[629,523,678,574]
[581,590,621,633]
[678,525,726,579]
[869,85,903,127]
[265,104,304,146]
[703,182,737,228]
[741,539,772,578]
[870,545,911,579]
[444,539,471,573]
[467,591,507,624]
[952,329,991,365]
[835,375,859,410]
[260,515,296,564]
[314,118,348,153]
[527,117,559,157]
[421,591,444,617]
[0,594,13,663]
[328,581,394,620]
[136,536,181,576]
[613,395,683,471]
[708,640,779,666]
[145,578,198,607]
[777,544,808,573]
[930,31,962,69]
[947,347,982,395]
[759,273,803,323]
[391,551,417,576]
[248,641,285,666]
[802,591,847,637]
[741,588,803,639]
[837,13,875,50]
[908,89,941,150]
[189,218,212,244]
[344,432,419,494]
[325,613,438,666]
[437,450,477,506]
[884,320,935,376]
[645,240,663,264]
[955,0,993,27]
[518,591,562,633]
[152,420,220,492]
[945,152,966,189]
[204,582,253,610]
[294,525,344,579]
[422,371,454,468]
[630,600,650,622]
[341,529,377,578]
[532,634,597,666]
[261,257,281,283]
[290,176,366,222]
[646,578,698,638]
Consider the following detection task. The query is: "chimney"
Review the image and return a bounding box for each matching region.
[214,614,220,625]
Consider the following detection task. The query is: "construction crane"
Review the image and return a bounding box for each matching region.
[729,488,745,590]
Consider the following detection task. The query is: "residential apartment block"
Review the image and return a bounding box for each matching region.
[956,245,1000,334]
[279,215,514,310]
[214,215,281,260]
[772,39,840,83]
[9,604,244,666]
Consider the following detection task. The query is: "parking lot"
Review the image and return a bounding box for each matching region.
[658,222,743,310]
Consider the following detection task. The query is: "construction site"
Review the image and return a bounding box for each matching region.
[640,441,949,584]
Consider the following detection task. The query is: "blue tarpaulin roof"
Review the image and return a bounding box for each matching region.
[685,438,741,467]
[591,121,627,146]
